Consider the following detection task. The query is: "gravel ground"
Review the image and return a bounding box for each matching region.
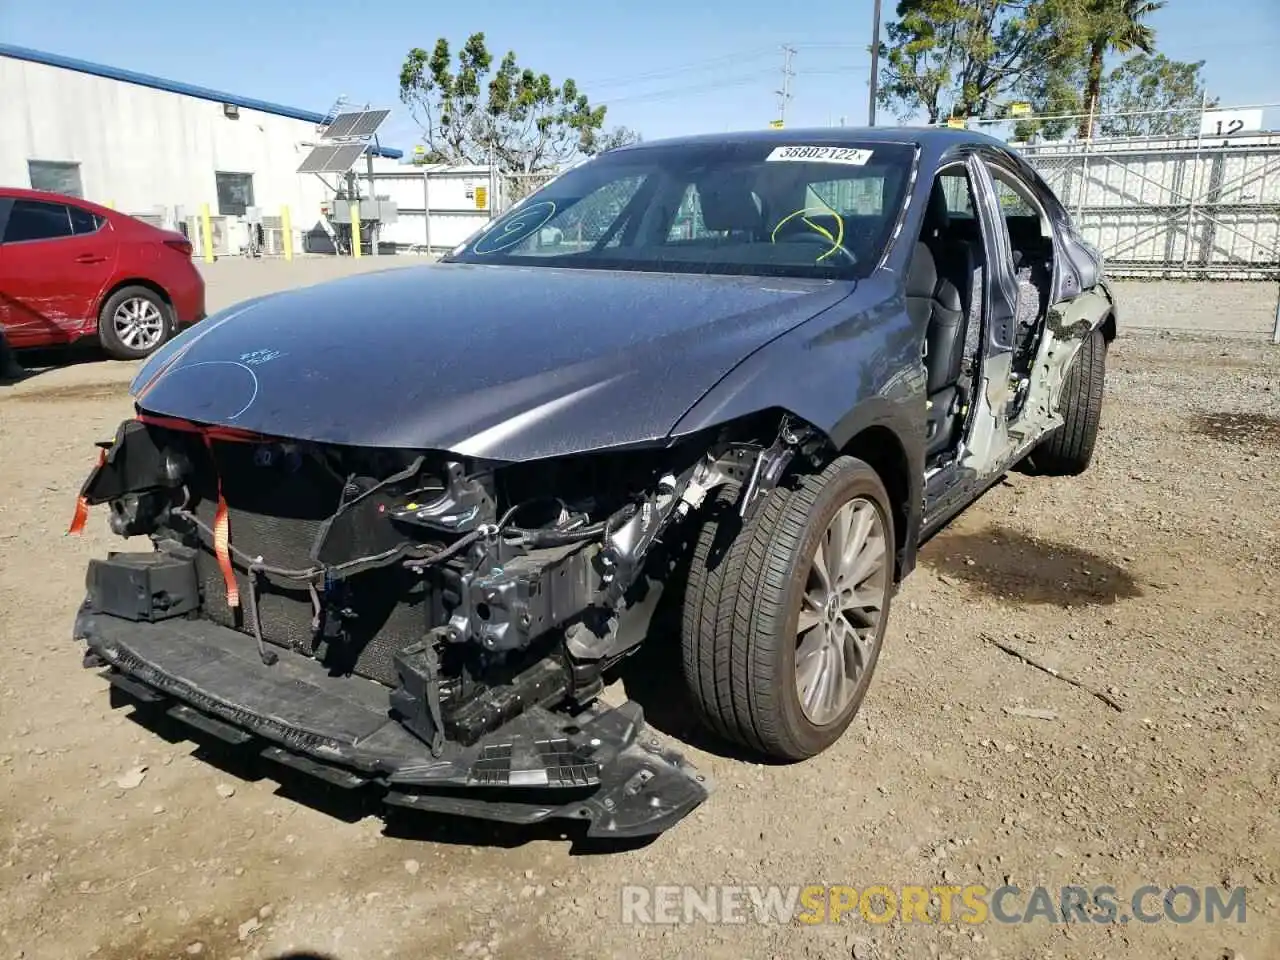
[1,271,1278,960]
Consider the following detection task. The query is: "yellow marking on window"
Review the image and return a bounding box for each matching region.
[769,203,846,262]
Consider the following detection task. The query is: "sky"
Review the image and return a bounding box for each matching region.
[2,0,1278,154]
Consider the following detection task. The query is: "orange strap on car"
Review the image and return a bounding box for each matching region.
[74,414,253,608]
[203,435,240,609]
[67,448,108,535]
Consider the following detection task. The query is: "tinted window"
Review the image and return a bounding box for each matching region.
[807,176,886,216]
[68,205,105,235]
[3,200,73,243]
[449,141,916,280]
[937,169,975,218]
[27,160,83,198]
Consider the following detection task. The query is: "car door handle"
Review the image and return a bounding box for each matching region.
[75,254,108,264]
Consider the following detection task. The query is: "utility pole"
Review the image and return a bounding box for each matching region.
[776,45,796,126]
[868,0,882,126]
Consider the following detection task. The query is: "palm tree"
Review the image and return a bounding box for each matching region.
[1078,0,1164,139]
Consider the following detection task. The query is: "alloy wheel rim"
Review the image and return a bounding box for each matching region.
[112,298,165,350]
[794,496,888,726]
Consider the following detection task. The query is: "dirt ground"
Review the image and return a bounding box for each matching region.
[1,265,1278,960]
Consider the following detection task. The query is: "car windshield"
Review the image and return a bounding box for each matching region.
[445,139,917,280]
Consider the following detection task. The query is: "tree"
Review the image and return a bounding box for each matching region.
[877,0,1077,124]
[591,126,643,153]
[1076,0,1163,138]
[1097,54,1215,137]
[399,33,619,173]
[1011,64,1086,141]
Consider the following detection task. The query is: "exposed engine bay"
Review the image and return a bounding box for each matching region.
[72,411,820,836]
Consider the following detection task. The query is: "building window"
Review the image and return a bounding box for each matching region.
[215,172,255,217]
[28,160,83,198]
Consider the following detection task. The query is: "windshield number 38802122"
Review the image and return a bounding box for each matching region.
[766,145,874,166]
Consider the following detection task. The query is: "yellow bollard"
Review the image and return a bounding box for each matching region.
[199,203,215,263]
[281,205,294,262]
[349,201,361,258]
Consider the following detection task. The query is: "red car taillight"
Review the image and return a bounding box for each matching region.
[164,238,193,256]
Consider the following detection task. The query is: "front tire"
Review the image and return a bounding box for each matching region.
[681,456,895,760]
[1026,326,1107,475]
[99,286,172,360]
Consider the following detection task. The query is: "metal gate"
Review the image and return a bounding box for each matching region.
[1019,132,1280,280]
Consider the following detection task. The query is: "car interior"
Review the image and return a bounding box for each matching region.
[907,171,984,462]
[990,168,1056,387]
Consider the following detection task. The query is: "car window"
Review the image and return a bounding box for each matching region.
[514,175,646,255]
[992,177,1035,217]
[3,200,74,243]
[452,141,916,281]
[937,170,976,219]
[68,205,105,236]
[984,163,1051,238]
[807,176,885,216]
[666,182,760,241]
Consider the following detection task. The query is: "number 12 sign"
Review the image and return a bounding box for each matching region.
[1200,109,1263,138]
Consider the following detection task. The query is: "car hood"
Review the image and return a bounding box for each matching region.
[131,262,850,461]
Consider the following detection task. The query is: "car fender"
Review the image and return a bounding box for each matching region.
[670,271,926,534]
[1024,286,1115,434]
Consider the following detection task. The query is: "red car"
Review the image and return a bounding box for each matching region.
[0,188,205,359]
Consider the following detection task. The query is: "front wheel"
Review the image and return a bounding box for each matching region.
[681,456,895,760]
[99,286,173,360]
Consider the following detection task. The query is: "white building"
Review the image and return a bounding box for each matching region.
[0,43,406,254]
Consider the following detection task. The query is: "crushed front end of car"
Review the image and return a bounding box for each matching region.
[67,413,814,837]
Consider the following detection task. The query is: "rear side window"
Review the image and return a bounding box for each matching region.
[3,200,73,243]
[68,205,105,235]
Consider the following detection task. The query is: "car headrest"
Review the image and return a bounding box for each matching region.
[698,179,762,233]
[923,180,950,237]
[906,242,938,298]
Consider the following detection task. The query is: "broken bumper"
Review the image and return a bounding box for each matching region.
[74,610,711,838]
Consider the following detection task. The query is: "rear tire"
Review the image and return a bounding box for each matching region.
[99,286,172,360]
[1027,327,1106,476]
[681,456,894,760]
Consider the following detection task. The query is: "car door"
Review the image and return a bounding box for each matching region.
[0,198,118,346]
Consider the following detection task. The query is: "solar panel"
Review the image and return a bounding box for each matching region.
[321,111,365,139]
[344,109,390,139]
[296,144,342,173]
[321,144,368,173]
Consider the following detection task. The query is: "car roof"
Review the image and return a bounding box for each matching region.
[0,186,117,216]
[609,125,1010,153]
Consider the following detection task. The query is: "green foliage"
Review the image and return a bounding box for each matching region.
[1076,0,1164,137]
[1097,54,1216,137]
[399,33,629,173]
[877,0,1077,123]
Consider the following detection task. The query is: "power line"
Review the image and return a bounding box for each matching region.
[579,41,868,94]
[776,45,796,125]
[869,0,883,126]
[596,72,772,107]
[579,46,777,89]
[594,64,871,109]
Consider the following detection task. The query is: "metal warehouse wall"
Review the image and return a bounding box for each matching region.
[0,56,331,242]
[358,165,495,255]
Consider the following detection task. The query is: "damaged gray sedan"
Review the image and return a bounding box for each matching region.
[70,128,1117,837]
